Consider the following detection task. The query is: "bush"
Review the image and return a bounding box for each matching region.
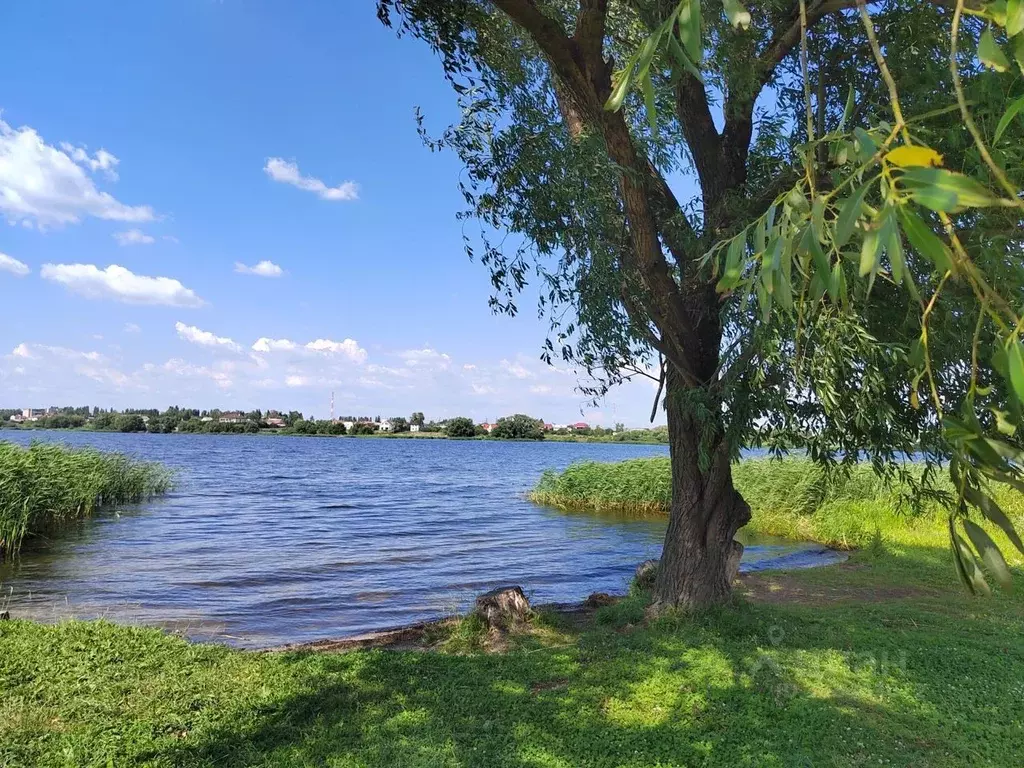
[492,414,545,440]
[114,414,147,433]
[445,417,477,438]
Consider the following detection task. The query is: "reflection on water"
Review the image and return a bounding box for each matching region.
[0,431,839,647]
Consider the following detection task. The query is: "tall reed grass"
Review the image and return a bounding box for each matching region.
[0,441,172,556]
[530,456,1024,550]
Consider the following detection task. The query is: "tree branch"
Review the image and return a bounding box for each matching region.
[574,0,608,63]
[673,74,725,216]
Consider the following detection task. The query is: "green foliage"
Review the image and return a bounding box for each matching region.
[444,416,477,438]
[389,416,410,433]
[348,421,379,436]
[382,0,1024,591]
[114,414,147,433]
[491,413,545,440]
[0,442,171,555]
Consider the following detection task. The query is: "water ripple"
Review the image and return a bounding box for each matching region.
[0,432,833,648]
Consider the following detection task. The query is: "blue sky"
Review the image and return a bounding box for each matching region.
[0,0,664,426]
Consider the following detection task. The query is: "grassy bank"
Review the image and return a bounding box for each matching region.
[0,441,171,556]
[530,456,1024,552]
[3,533,1023,766]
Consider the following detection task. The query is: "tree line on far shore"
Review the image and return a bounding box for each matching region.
[0,407,669,443]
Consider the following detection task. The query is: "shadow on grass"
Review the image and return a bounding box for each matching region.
[160,546,1024,767]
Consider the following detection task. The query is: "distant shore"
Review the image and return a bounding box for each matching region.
[0,424,669,446]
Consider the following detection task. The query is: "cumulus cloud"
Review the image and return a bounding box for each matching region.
[40,263,204,307]
[59,143,119,177]
[0,252,29,276]
[0,118,154,227]
[263,157,358,201]
[252,336,366,363]
[124,322,141,333]
[500,359,533,379]
[175,322,241,353]
[251,337,298,353]
[113,229,155,246]
[306,338,367,362]
[399,348,451,369]
[157,358,233,389]
[234,260,284,277]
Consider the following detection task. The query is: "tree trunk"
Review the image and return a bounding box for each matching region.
[651,368,751,610]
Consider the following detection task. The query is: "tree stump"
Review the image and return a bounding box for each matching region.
[584,592,617,608]
[634,559,659,590]
[474,585,531,632]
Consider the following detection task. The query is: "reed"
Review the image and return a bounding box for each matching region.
[530,456,1024,551]
[0,441,172,556]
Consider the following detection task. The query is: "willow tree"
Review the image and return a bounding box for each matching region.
[379,0,1024,610]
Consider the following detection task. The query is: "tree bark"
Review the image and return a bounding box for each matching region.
[651,367,751,610]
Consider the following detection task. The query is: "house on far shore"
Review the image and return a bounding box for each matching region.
[551,423,569,431]
[571,422,590,431]
[19,408,48,422]
[410,424,421,432]
[379,420,394,433]
[200,416,214,423]
[219,411,244,424]
[265,417,286,428]
[543,423,553,431]
[480,422,497,433]
[8,413,25,423]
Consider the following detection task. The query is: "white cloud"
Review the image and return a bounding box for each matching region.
[463,363,477,370]
[59,143,119,177]
[285,375,310,387]
[263,157,359,201]
[307,338,367,362]
[175,322,241,353]
[0,252,29,276]
[252,336,366,363]
[234,260,284,277]
[113,229,155,246]
[0,118,154,227]
[124,322,141,333]
[40,263,205,307]
[159,358,233,389]
[10,343,105,366]
[252,337,298,353]
[399,348,451,369]
[530,385,553,395]
[500,359,534,379]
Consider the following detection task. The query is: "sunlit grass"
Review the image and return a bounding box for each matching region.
[0,441,172,556]
[531,456,1024,556]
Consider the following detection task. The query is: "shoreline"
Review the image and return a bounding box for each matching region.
[0,426,670,446]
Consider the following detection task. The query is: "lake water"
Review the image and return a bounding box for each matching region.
[0,431,842,647]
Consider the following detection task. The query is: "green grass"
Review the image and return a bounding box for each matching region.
[0,441,172,556]
[2,538,1023,767]
[3,456,1024,765]
[531,456,1024,551]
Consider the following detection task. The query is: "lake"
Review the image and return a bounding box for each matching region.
[0,431,841,647]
